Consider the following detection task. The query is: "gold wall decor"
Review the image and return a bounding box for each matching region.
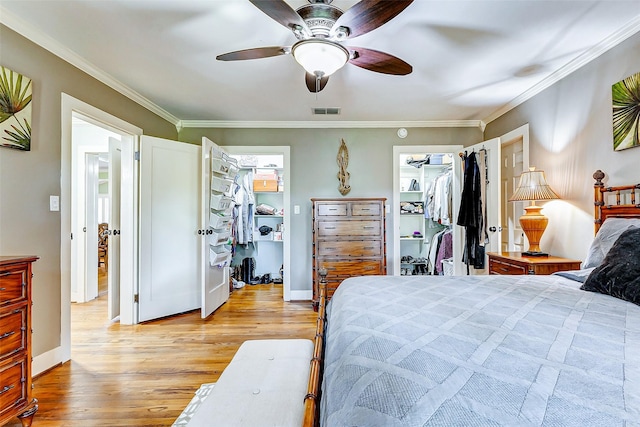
[0,66,32,151]
[612,71,640,151]
[337,139,351,195]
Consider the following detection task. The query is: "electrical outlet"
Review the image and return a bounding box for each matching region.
[294,205,300,214]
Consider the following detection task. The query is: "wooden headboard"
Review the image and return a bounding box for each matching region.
[593,169,640,233]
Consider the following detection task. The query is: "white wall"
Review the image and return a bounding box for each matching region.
[485,31,640,262]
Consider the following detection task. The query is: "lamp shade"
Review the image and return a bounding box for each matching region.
[292,39,349,77]
[509,167,559,202]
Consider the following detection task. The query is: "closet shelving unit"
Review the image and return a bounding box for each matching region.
[253,168,284,245]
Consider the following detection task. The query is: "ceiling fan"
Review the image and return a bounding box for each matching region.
[216,0,414,93]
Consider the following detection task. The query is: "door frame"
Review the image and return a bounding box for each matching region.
[392,145,464,276]
[498,123,530,252]
[60,94,142,363]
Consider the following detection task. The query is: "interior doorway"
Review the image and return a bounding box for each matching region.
[60,94,142,363]
[71,116,116,305]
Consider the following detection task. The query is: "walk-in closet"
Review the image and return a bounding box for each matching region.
[225,147,292,300]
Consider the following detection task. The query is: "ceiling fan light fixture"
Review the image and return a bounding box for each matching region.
[292,39,349,77]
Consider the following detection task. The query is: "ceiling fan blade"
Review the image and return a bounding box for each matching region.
[348,47,412,75]
[249,0,311,36]
[331,0,414,39]
[216,46,289,61]
[305,73,330,93]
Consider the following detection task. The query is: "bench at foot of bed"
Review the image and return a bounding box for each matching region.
[184,339,313,427]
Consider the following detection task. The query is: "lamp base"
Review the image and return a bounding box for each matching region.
[519,203,549,255]
[522,251,549,257]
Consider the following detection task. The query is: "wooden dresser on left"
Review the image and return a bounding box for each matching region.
[0,256,38,427]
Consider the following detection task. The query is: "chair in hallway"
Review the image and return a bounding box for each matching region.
[98,223,108,268]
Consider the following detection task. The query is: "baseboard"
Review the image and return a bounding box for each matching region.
[33,346,66,376]
[289,290,312,301]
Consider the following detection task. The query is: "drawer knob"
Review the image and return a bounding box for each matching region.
[0,331,16,340]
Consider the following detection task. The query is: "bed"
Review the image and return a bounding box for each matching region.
[302,170,640,426]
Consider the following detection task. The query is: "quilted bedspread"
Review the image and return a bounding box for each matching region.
[320,274,640,426]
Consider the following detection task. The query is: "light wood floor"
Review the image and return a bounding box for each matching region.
[6,268,316,426]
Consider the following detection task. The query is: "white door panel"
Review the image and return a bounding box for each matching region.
[108,138,121,320]
[85,153,100,301]
[456,138,501,275]
[139,135,201,322]
[118,135,137,325]
[201,137,231,318]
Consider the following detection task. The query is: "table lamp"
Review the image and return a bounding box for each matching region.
[509,167,559,256]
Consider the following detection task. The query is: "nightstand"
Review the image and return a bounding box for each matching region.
[487,252,582,275]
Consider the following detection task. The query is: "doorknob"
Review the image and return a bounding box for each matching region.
[489,226,497,232]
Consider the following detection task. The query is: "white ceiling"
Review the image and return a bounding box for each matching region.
[2,0,640,127]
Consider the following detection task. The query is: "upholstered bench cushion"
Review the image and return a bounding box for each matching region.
[186,339,313,426]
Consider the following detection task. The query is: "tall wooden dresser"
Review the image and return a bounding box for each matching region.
[1,256,38,427]
[311,198,386,308]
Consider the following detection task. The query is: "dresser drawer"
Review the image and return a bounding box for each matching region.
[317,204,348,216]
[489,258,527,275]
[0,308,27,359]
[0,357,28,416]
[318,240,382,257]
[316,261,383,300]
[318,260,383,276]
[0,266,27,306]
[317,220,381,237]
[351,202,381,216]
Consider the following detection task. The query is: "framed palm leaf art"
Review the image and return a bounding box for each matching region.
[0,66,32,151]
[612,72,640,151]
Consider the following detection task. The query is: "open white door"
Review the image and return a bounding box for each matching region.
[85,153,100,301]
[138,135,201,322]
[201,137,235,318]
[107,137,121,320]
[455,137,501,275]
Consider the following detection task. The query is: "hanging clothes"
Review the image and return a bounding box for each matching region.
[242,171,255,244]
[233,170,255,245]
[424,169,452,224]
[427,228,447,274]
[434,229,453,275]
[456,151,485,273]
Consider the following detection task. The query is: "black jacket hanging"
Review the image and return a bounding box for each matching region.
[457,152,485,272]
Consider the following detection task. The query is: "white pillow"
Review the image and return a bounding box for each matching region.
[582,218,640,269]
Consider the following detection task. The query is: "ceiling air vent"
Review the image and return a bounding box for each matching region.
[312,107,341,115]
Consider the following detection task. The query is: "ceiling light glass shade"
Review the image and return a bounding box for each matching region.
[292,39,349,77]
[509,167,560,201]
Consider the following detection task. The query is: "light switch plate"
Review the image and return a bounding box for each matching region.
[294,205,300,214]
[50,195,60,211]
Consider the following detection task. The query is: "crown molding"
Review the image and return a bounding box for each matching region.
[483,14,640,125]
[178,119,483,129]
[5,4,637,132]
[0,6,181,127]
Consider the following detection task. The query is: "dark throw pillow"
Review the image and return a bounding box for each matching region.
[581,227,640,306]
